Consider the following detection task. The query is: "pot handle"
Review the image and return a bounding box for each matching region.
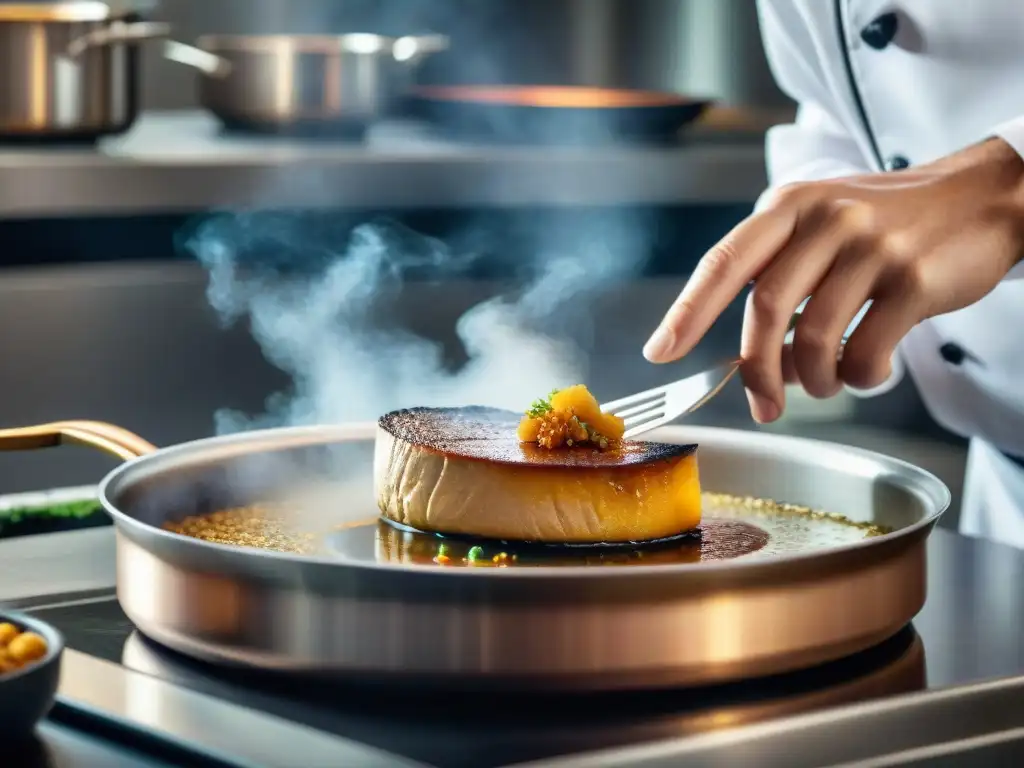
[0,421,157,462]
[66,21,174,58]
[162,40,233,79]
[392,34,450,64]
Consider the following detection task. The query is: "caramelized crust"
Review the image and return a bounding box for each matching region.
[378,406,696,468]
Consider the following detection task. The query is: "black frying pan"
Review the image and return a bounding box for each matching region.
[409,85,713,145]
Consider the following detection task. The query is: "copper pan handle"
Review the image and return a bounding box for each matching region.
[0,421,157,462]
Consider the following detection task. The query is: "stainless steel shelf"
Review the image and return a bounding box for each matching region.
[0,112,767,217]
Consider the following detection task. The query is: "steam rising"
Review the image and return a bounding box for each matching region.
[177,0,655,435]
[185,210,648,433]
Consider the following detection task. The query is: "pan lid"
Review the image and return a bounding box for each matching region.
[0,2,112,22]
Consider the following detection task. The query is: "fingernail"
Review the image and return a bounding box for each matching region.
[745,388,779,424]
[643,325,677,362]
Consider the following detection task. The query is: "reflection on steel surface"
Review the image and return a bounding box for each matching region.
[57,648,427,767]
[120,626,925,758]
[510,672,1024,768]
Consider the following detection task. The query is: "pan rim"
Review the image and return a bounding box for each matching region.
[97,422,950,580]
[411,85,714,110]
[0,2,110,23]
[196,33,402,54]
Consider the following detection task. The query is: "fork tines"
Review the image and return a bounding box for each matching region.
[601,386,671,438]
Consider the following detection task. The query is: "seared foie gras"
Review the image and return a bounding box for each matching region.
[375,406,701,543]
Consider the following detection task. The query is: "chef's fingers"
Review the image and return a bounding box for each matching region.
[781,344,799,384]
[738,215,847,423]
[791,240,882,398]
[837,289,921,389]
[643,205,799,363]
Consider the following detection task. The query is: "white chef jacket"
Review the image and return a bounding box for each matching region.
[756,0,1024,546]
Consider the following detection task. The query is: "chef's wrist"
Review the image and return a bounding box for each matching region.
[982,115,1024,219]
[969,135,1024,264]
[987,135,1024,202]
[998,141,1024,266]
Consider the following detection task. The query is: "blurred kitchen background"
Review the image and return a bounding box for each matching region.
[0,0,967,526]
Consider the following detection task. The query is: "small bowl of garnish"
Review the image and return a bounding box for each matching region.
[0,610,64,738]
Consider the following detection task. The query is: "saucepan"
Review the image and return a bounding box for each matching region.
[0,419,948,690]
[0,1,172,142]
[0,0,449,142]
[161,33,450,137]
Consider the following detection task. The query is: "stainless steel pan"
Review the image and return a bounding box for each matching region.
[162,33,449,137]
[0,420,949,690]
[0,2,171,141]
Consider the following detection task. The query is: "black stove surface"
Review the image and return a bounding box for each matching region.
[22,530,1024,768]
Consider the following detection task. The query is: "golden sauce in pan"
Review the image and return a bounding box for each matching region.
[164,493,891,567]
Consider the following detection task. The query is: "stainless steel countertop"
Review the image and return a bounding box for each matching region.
[0,111,767,217]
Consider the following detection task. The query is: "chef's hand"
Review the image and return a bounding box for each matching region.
[644,137,1024,423]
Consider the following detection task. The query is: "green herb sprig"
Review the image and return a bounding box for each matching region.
[525,389,560,418]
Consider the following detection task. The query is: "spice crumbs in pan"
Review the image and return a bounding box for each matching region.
[703,492,892,536]
[163,506,318,554]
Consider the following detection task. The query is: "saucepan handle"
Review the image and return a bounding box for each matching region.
[161,40,233,79]
[66,21,174,58]
[392,34,450,64]
[0,421,158,461]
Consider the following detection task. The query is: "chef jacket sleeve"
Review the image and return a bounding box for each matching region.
[754,0,902,398]
[991,117,1024,281]
[753,0,872,213]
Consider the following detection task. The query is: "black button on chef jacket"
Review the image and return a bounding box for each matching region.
[886,155,911,171]
[939,343,966,366]
[860,12,899,50]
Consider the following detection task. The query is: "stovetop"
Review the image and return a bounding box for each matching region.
[12,529,1024,768]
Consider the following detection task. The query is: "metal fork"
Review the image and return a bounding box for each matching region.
[601,359,743,439]
[604,309,857,438]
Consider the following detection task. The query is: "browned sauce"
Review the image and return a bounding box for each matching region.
[375,518,769,568]
[414,86,696,109]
